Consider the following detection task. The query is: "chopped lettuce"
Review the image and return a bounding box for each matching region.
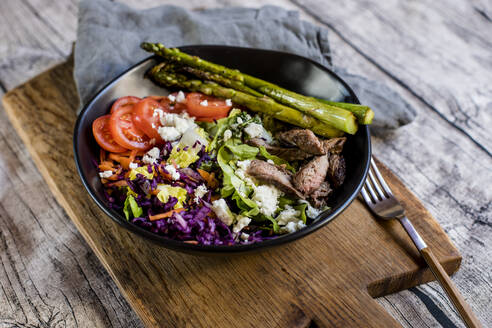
[225,141,259,160]
[167,127,209,168]
[258,146,296,173]
[294,203,308,224]
[156,185,187,208]
[207,109,261,152]
[217,145,259,216]
[123,195,143,220]
[168,147,199,168]
[278,196,295,209]
[129,166,154,180]
[254,213,280,233]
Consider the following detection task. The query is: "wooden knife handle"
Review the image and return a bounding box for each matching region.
[420,247,482,328]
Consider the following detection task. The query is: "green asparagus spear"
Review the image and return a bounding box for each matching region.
[141,42,358,134]
[179,66,264,97]
[142,42,244,82]
[148,63,344,138]
[316,99,374,124]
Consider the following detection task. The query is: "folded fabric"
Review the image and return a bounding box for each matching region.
[74,0,416,131]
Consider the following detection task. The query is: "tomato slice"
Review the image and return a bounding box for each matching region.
[132,98,164,142]
[109,105,151,150]
[110,96,141,113]
[185,92,232,118]
[148,92,188,113]
[92,115,127,153]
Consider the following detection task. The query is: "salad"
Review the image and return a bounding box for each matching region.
[91,44,374,246]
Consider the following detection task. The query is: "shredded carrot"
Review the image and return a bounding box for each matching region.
[108,153,131,169]
[99,163,114,171]
[117,150,145,157]
[157,166,172,181]
[183,240,199,245]
[100,149,106,163]
[197,169,219,189]
[128,149,138,163]
[107,180,128,187]
[149,208,185,221]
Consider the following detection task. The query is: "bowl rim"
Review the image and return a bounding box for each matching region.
[73,45,371,253]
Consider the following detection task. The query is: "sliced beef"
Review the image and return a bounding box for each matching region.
[327,154,346,189]
[246,160,304,198]
[293,155,329,195]
[247,138,313,161]
[309,182,332,208]
[276,129,325,155]
[322,137,346,154]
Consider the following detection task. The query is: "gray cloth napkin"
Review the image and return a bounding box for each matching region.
[74,0,416,132]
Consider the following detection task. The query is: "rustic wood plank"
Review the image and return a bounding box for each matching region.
[0,0,490,327]
[2,53,463,328]
[0,91,142,327]
[287,0,492,157]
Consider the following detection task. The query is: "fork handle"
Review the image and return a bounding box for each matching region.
[399,217,482,328]
[420,247,482,328]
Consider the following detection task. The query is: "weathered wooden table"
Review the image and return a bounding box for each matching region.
[0,0,490,327]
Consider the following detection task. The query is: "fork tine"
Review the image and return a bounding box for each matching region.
[368,168,387,200]
[364,177,379,202]
[370,158,393,196]
[360,185,373,204]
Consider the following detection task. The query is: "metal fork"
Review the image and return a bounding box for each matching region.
[361,158,482,328]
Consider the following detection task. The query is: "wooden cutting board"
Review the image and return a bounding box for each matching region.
[2,57,461,328]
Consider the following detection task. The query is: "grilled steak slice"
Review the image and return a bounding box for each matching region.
[247,160,304,198]
[327,154,346,188]
[293,155,329,195]
[309,182,332,208]
[247,138,313,161]
[322,137,346,154]
[277,129,325,155]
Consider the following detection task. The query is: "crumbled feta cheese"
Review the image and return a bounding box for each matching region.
[267,159,274,164]
[235,160,256,187]
[236,117,243,124]
[167,94,176,102]
[153,108,164,118]
[240,232,250,241]
[211,199,235,226]
[233,215,251,233]
[226,99,233,106]
[151,123,156,129]
[199,99,208,106]
[99,170,113,178]
[176,91,186,103]
[147,147,160,158]
[164,164,180,180]
[299,200,323,219]
[280,221,306,234]
[276,205,306,234]
[236,160,251,171]
[157,111,196,141]
[142,147,160,164]
[276,206,300,226]
[244,123,263,138]
[129,162,138,169]
[252,185,283,216]
[223,129,232,141]
[193,184,208,203]
[158,126,181,141]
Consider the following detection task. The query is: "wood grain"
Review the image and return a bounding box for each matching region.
[420,247,482,328]
[0,0,490,327]
[2,56,462,328]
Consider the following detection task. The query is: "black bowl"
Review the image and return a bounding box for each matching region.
[74,45,371,254]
